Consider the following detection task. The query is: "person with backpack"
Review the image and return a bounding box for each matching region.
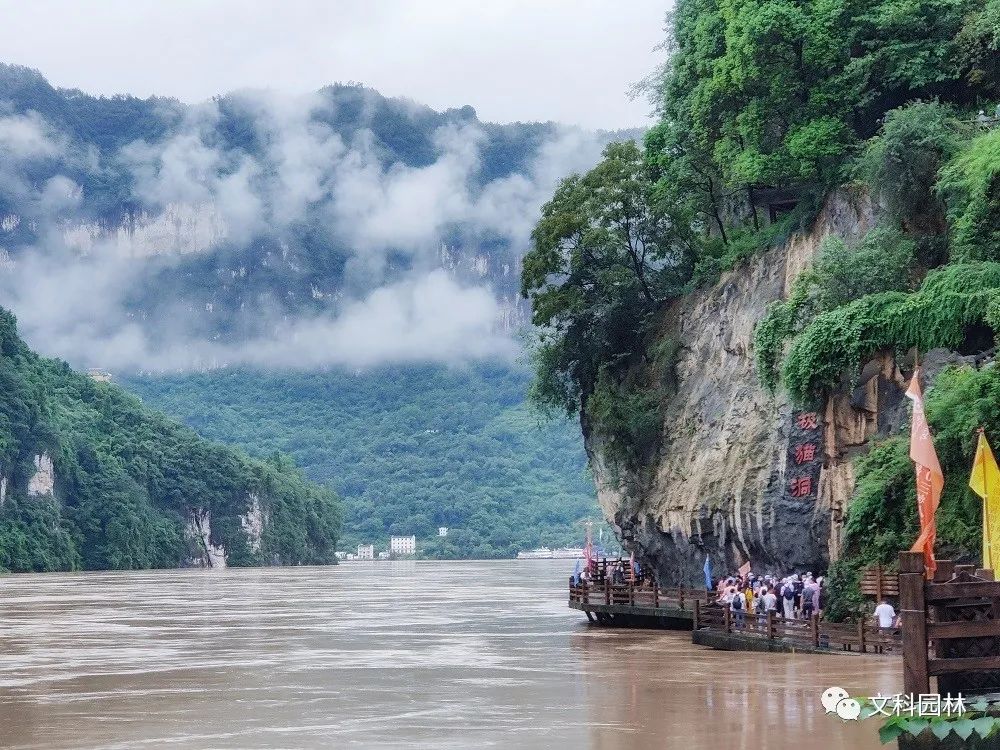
[730,585,746,628]
[781,578,796,619]
[792,574,805,617]
[801,576,817,619]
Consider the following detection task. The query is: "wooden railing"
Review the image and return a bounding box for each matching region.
[568,581,717,611]
[899,552,1000,695]
[692,601,901,653]
[860,563,899,599]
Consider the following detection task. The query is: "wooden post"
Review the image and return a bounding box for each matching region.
[934,559,955,582]
[875,563,883,602]
[899,550,930,696]
[812,613,820,648]
[766,611,774,640]
[604,580,610,606]
[724,606,732,634]
[857,619,866,653]
[653,585,659,609]
[679,587,685,611]
[693,598,701,630]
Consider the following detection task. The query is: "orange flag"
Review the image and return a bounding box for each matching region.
[906,369,944,579]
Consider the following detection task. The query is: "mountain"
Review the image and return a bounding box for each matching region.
[0,62,635,362]
[0,63,613,558]
[123,365,594,559]
[0,307,340,573]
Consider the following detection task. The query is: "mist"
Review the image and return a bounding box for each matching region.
[0,85,618,372]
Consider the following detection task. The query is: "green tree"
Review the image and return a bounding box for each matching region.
[521,141,694,416]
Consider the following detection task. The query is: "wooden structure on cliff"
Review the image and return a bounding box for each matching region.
[861,563,900,600]
[899,551,1000,696]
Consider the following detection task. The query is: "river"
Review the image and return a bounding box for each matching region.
[0,559,899,749]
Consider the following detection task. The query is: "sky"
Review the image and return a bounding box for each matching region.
[0,0,667,130]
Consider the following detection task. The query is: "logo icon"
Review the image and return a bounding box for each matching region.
[821,686,850,714]
[835,697,862,721]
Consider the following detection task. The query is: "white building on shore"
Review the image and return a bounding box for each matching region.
[389,535,416,556]
[357,544,375,560]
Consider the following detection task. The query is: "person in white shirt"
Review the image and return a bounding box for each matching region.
[762,588,778,614]
[874,599,897,629]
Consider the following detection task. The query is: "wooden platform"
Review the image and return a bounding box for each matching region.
[569,581,709,629]
[568,598,693,629]
[569,579,901,654]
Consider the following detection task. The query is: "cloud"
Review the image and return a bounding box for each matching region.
[117,91,608,261]
[0,111,80,220]
[0,111,65,159]
[0,92,618,372]
[0,247,514,371]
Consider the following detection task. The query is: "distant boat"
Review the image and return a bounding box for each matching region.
[551,547,585,559]
[516,547,585,560]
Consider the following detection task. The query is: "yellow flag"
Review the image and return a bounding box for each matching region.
[969,431,1000,570]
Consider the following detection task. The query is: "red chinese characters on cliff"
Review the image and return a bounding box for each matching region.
[794,442,816,464]
[787,411,822,501]
[789,476,812,497]
[795,412,819,430]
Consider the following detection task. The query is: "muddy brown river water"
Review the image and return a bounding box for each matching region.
[0,559,899,749]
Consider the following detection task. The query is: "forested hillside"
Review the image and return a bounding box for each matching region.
[124,365,595,558]
[521,0,1000,599]
[0,64,608,560]
[0,308,340,572]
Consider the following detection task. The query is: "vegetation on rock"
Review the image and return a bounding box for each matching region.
[0,309,340,572]
[124,365,596,559]
[522,0,1000,577]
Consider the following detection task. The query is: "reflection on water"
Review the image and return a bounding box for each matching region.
[0,560,898,749]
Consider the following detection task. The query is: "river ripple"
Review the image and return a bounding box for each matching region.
[0,560,898,749]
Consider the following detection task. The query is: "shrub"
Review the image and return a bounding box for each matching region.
[855,102,966,231]
[938,129,1000,261]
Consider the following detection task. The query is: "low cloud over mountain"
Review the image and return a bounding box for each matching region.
[0,67,628,371]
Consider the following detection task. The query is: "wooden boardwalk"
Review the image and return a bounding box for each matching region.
[569,579,901,654]
[568,581,710,627]
[693,600,901,654]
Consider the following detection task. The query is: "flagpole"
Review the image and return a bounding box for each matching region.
[982,428,992,570]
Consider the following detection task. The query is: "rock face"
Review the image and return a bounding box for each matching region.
[26,453,55,497]
[186,508,228,568]
[587,192,890,585]
[61,203,228,259]
[240,493,266,554]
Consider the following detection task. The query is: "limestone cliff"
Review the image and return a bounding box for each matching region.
[586,192,912,584]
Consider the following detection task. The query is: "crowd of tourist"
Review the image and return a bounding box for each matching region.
[572,557,906,633]
[713,572,826,623]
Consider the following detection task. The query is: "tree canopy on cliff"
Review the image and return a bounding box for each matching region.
[522,0,1000,585]
[523,0,1000,466]
[651,0,998,207]
[521,141,695,417]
